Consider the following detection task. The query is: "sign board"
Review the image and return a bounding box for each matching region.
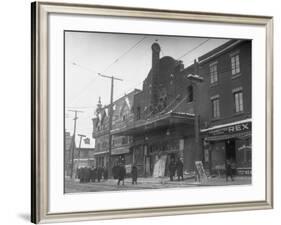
[195,161,208,183]
[125,164,132,174]
[208,122,251,136]
[153,155,167,178]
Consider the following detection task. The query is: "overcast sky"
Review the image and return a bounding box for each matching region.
[64,31,229,147]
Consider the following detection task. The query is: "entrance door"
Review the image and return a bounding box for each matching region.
[225,139,236,161]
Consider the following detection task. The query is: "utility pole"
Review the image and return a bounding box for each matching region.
[186,59,204,165]
[98,73,123,177]
[68,110,83,180]
[77,134,86,169]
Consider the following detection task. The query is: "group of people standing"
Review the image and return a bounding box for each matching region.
[112,162,138,185]
[77,166,108,183]
[168,158,184,181]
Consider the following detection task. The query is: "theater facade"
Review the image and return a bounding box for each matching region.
[92,39,252,177]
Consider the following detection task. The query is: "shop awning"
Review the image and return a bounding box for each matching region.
[93,151,108,156]
[111,146,130,155]
[111,112,194,136]
[204,131,251,141]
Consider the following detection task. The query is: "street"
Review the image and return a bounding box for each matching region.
[65,176,251,193]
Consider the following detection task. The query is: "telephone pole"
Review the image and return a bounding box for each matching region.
[77,134,86,169]
[98,73,123,177]
[68,109,83,179]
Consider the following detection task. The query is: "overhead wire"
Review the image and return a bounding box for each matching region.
[67,36,147,106]
[177,38,210,60]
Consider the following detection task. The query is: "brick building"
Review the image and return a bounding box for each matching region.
[92,89,140,170]
[92,39,252,178]
[113,43,199,176]
[197,40,252,175]
[64,131,95,178]
[64,131,74,177]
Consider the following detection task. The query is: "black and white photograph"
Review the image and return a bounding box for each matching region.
[64,32,252,193]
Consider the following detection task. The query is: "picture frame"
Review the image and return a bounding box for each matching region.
[31,1,273,224]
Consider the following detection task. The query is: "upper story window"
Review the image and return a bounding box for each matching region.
[209,62,218,84]
[211,95,220,119]
[233,90,244,113]
[187,85,193,103]
[231,53,240,75]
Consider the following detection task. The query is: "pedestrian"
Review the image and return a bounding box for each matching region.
[84,167,90,183]
[225,159,234,181]
[168,158,176,181]
[90,166,96,182]
[80,167,85,183]
[103,167,108,180]
[176,158,184,181]
[117,163,126,186]
[77,167,82,183]
[97,167,102,182]
[112,163,119,179]
[131,164,138,184]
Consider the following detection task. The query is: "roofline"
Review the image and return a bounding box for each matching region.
[198,40,246,65]
[99,88,141,110]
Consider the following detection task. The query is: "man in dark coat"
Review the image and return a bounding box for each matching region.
[168,158,176,181]
[117,164,126,186]
[131,165,138,185]
[97,167,103,182]
[103,167,108,180]
[176,158,184,181]
[85,167,90,183]
[90,166,96,182]
[77,167,82,183]
[79,167,84,183]
[225,159,234,181]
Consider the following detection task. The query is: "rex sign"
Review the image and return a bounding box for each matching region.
[208,122,251,136]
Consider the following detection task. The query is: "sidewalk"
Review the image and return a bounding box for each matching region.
[65,175,251,193]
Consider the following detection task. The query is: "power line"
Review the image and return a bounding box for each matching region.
[177,39,210,60]
[102,36,147,73]
[67,37,146,105]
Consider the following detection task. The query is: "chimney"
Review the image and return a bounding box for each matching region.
[150,42,161,113]
[194,59,199,75]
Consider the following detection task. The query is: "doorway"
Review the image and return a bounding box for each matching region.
[225,139,236,161]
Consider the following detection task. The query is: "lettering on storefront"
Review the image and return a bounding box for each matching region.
[208,122,251,136]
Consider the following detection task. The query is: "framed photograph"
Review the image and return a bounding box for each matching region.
[31,1,273,224]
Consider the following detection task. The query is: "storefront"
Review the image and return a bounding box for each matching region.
[111,145,132,174]
[131,137,184,177]
[202,119,252,176]
[94,152,108,168]
[113,112,196,177]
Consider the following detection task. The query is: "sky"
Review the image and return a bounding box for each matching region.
[64,31,230,148]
